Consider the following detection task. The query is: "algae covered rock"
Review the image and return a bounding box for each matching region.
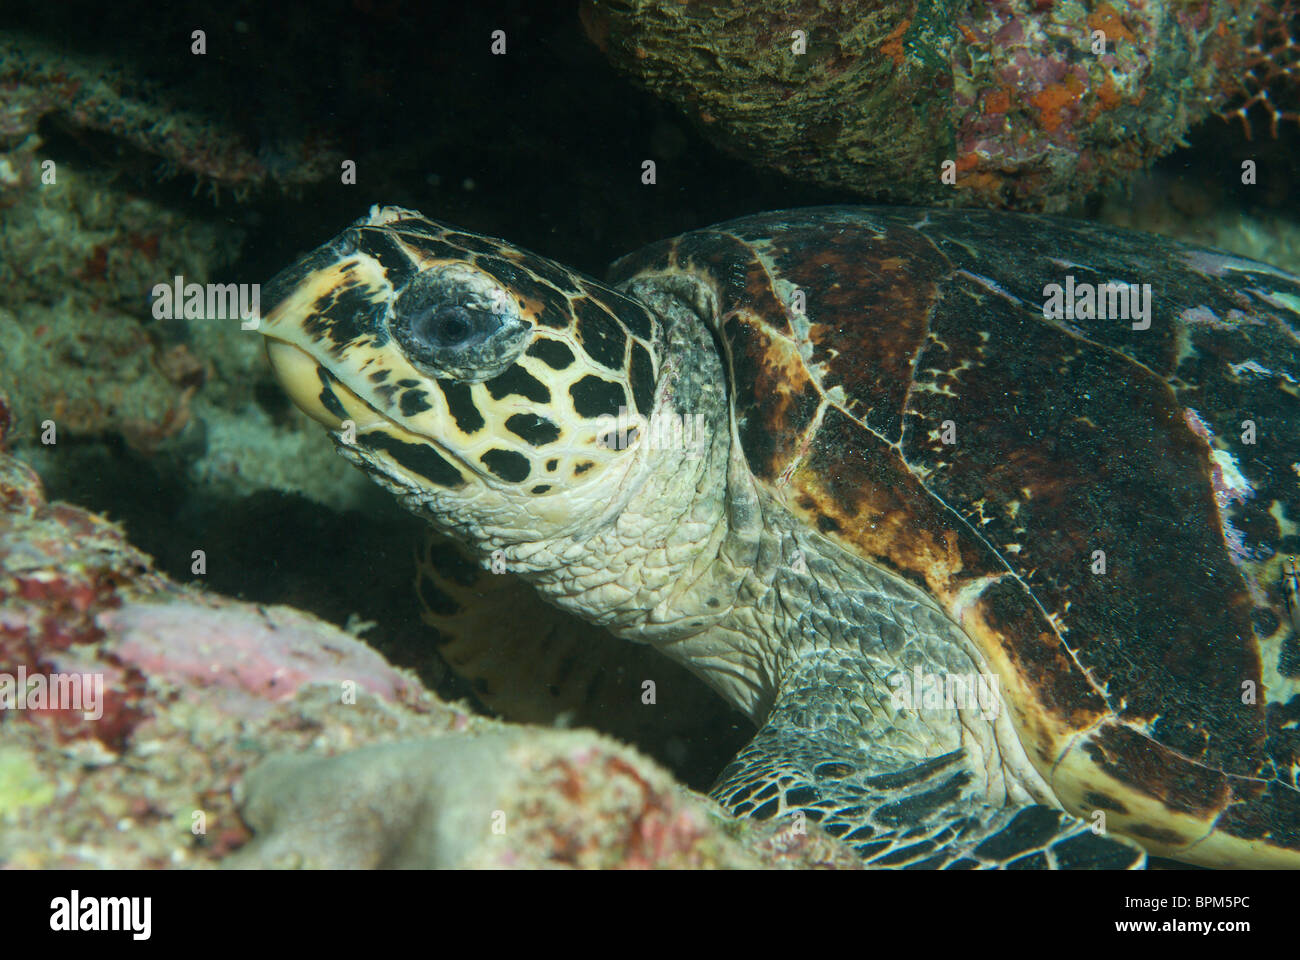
[584,0,1261,211]
[229,730,859,869]
[0,427,855,869]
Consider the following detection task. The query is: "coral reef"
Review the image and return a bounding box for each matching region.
[0,143,370,511]
[0,32,340,200]
[585,0,1266,211]
[0,402,854,869]
[230,729,857,869]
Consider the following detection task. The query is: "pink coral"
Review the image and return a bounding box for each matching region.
[100,600,422,716]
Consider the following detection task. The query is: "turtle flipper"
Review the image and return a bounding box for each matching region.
[415,534,753,776]
[709,659,1146,869]
[415,532,616,725]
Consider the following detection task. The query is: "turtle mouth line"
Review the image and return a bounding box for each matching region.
[263,337,458,463]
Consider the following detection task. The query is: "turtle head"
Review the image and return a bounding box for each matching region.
[259,205,665,545]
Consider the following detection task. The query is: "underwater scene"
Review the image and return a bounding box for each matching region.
[1,0,1299,885]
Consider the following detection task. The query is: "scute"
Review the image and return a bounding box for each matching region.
[611,206,1300,865]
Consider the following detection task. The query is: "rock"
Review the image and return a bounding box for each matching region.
[230,729,857,869]
[0,31,340,195]
[0,443,857,869]
[584,0,1262,212]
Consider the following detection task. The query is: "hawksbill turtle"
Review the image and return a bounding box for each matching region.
[258,204,1300,868]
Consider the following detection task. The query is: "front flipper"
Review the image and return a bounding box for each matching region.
[709,659,1146,869]
[415,533,752,782]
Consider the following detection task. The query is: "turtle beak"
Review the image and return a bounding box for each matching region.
[258,228,392,432]
[263,338,391,434]
[263,339,347,430]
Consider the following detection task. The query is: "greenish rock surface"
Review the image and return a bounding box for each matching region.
[0,745,56,818]
[585,0,1262,211]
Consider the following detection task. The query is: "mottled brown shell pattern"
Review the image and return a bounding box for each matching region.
[612,206,1300,864]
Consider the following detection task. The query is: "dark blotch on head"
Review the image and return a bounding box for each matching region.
[481,448,531,483]
[530,484,551,495]
[526,337,575,370]
[629,342,655,415]
[369,368,391,382]
[355,228,418,289]
[608,295,654,340]
[263,234,358,316]
[303,285,388,355]
[315,367,349,421]
[399,389,433,417]
[477,255,571,328]
[437,379,485,434]
[545,459,558,471]
[519,255,585,295]
[569,375,627,419]
[506,413,561,446]
[573,298,628,371]
[359,432,465,488]
[486,364,551,404]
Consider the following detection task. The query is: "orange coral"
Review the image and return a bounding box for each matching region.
[879,18,910,66]
[1086,74,1124,121]
[1034,79,1076,130]
[984,88,1012,114]
[1088,3,1136,43]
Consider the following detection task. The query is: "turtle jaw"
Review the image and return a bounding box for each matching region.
[263,338,366,431]
[262,335,474,497]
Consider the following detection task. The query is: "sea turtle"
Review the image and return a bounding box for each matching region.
[258,204,1300,868]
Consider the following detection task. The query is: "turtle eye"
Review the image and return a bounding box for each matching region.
[431,306,473,347]
[390,266,530,381]
[410,304,493,351]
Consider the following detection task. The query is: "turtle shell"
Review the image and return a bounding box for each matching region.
[610,207,1300,867]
